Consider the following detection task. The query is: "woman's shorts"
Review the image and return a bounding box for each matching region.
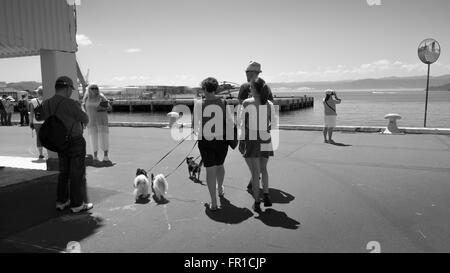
[324,115,337,128]
[239,139,274,158]
[198,140,228,168]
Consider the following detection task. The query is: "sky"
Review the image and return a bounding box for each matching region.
[1,0,450,87]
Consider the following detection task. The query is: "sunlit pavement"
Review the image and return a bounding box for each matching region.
[1,126,450,252]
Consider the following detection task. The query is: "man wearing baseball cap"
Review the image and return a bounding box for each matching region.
[237,61,274,103]
[39,76,92,213]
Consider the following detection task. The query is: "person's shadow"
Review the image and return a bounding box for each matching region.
[247,187,295,204]
[328,141,352,147]
[204,196,253,224]
[255,208,300,230]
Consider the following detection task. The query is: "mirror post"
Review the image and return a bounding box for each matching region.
[424,63,430,128]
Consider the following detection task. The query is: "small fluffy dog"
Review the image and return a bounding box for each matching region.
[186,157,203,180]
[133,168,151,201]
[151,173,168,203]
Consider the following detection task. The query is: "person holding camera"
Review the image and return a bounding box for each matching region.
[82,84,112,166]
[323,89,341,144]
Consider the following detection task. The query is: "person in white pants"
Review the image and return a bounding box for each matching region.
[82,84,112,165]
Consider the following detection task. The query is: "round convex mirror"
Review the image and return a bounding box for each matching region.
[418,38,441,64]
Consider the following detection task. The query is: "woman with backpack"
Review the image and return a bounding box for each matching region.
[29,86,45,159]
[82,84,112,166]
[323,89,341,144]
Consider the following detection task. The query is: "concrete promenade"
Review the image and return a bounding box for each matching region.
[1,126,450,252]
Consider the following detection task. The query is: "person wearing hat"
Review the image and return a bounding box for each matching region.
[323,89,341,143]
[238,61,274,103]
[4,96,15,126]
[238,61,274,192]
[39,76,92,213]
[30,86,45,159]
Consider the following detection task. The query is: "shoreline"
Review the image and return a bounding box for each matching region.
[6,120,450,135]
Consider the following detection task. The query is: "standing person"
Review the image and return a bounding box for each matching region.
[38,76,92,213]
[238,78,275,213]
[4,96,15,126]
[29,87,45,159]
[0,95,6,126]
[193,77,233,211]
[238,61,274,191]
[18,94,30,126]
[82,84,112,166]
[323,89,341,143]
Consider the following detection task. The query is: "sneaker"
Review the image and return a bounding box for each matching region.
[263,193,272,207]
[56,200,71,211]
[38,155,45,160]
[102,159,113,166]
[252,202,262,213]
[324,139,328,143]
[71,202,94,213]
[208,204,221,211]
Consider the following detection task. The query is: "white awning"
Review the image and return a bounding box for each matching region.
[0,0,78,59]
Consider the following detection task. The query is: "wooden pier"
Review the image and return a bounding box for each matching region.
[110,96,314,112]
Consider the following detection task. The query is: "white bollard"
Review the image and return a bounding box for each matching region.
[382,113,402,134]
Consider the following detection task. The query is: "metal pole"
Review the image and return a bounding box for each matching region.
[424,63,430,127]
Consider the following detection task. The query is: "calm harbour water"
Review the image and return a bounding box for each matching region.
[107,90,450,128]
[14,90,450,128]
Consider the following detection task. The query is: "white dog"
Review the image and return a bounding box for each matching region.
[151,173,168,203]
[134,168,151,201]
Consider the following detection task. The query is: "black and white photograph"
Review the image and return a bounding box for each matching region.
[1,0,450,261]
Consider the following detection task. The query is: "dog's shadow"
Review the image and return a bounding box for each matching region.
[152,194,169,205]
[204,196,253,224]
[255,208,300,230]
[189,176,204,185]
[247,188,295,204]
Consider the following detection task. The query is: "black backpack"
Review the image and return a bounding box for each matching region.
[38,99,75,153]
[18,100,25,111]
[34,99,43,121]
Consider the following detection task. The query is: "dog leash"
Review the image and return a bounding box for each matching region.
[165,140,198,178]
[146,132,193,174]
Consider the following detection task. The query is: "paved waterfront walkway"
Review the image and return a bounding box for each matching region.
[1,126,450,252]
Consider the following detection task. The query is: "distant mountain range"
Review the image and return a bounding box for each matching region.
[3,74,450,92]
[4,81,41,92]
[269,74,450,91]
[429,83,450,91]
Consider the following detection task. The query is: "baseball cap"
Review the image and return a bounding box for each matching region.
[55,76,75,90]
[325,89,333,95]
[246,61,262,73]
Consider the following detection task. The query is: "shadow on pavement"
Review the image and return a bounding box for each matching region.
[0,175,118,252]
[328,141,352,147]
[255,208,300,230]
[246,188,295,204]
[204,196,253,224]
[189,176,204,185]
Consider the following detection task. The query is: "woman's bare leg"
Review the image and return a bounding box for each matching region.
[206,166,218,208]
[260,157,269,194]
[216,164,225,195]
